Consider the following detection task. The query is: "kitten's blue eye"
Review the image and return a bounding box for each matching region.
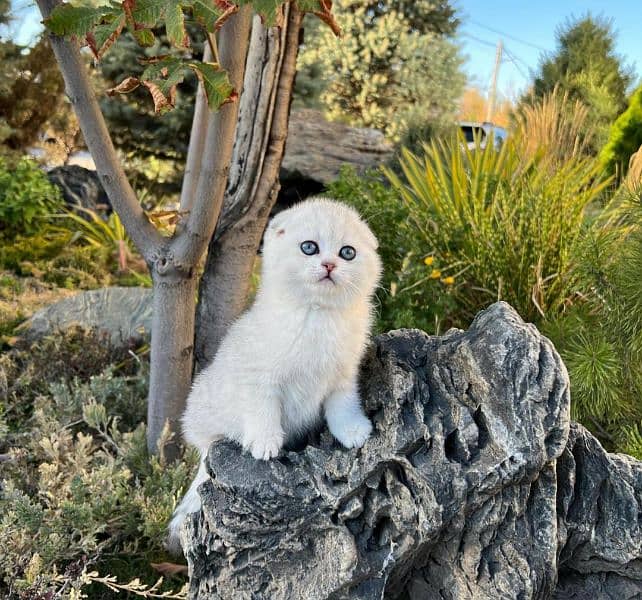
[300,241,319,255]
[339,245,356,261]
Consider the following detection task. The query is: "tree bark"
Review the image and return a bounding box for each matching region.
[195,5,303,368]
[147,9,252,456]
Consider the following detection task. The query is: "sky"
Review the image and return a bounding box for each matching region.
[3,0,642,101]
[455,0,642,101]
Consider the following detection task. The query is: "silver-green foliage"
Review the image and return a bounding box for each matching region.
[296,0,465,141]
[0,367,197,597]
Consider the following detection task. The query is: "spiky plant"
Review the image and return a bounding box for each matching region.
[383,131,609,324]
[544,192,642,458]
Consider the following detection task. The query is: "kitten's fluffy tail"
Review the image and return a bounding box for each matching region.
[166,458,209,555]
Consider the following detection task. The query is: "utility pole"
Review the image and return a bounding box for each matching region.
[486,39,503,123]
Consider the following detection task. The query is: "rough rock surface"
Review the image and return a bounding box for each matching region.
[20,287,152,345]
[281,109,394,186]
[183,302,642,599]
[47,165,111,213]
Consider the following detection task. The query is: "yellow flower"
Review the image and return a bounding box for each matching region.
[423,256,434,266]
[429,269,441,279]
[441,276,455,285]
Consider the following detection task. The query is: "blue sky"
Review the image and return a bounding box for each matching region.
[3,0,641,101]
[455,0,642,101]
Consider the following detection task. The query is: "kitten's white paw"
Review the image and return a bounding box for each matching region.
[243,431,284,460]
[332,415,373,449]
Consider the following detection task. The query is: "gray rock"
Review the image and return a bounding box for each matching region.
[47,165,111,214]
[281,109,394,186]
[183,302,641,598]
[20,287,152,346]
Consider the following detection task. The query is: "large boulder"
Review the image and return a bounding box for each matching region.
[183,302,642,599]
[280,109,394,195]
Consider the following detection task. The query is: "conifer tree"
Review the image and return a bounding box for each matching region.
[528,15,633,152]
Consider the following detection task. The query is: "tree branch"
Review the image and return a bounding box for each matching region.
[172,6,252,268]
[178,44,213,216]
[194,5,303,366]
[36,0,163,264]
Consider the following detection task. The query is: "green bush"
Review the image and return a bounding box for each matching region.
[328,167,459,334]
[0,342,194,598]
[0,156,63,238]
[543,195,642,458]
[384,134,609,325]
[600,84,642,177]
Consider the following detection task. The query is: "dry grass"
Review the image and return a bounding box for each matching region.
[513,87,595,166]
[0,273,75,344]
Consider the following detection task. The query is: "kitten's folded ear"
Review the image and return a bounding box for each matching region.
[362,224,379,251]
[266,212,287,238]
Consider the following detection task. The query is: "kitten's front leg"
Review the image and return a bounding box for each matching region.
[324,383,372,449]
[241,387,284,460]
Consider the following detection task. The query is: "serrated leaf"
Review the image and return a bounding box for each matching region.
[189,61,235,110]
[298,0,340,36]
[164,0,189,48]
[142,80,174,113]
[141,56,186,112]
[45,4,113,37]
[90,14,126,58]
[132,27,155,46]
[192,0,223,31]
[106,76,141,95]
[240,0,283,27]
[130,0,164,26]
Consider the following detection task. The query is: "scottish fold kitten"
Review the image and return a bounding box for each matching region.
[167,197,381,553]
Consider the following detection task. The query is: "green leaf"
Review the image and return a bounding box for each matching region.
[130,0,164,26]
[89,14,126,59]
[45,4,114,37]
[141,56,186,112]
[192,0,223,32]
[132,27,156,46]
[164,0,189,48]
[239,0,283,28]
[189,61,235,110]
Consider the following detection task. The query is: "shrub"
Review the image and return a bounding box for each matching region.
[0,156,63,238]
[0,351,194,598]
[383,133,609,325]
[543,194,642,458]
[328,167,459,334]
[600,84,642,177]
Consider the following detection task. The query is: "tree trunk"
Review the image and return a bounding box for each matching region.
[195,6,303,368]
[147,8,252,454]
[148,268,198,459]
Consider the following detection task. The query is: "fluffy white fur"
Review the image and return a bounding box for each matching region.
[166,197,381,553]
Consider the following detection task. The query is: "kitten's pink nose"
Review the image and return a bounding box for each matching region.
[322,261,336,273]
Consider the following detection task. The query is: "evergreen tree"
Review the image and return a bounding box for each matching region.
[98,29,202,160]
[295,0,465,141]
[528,15,633,152]
[600,84,642,177]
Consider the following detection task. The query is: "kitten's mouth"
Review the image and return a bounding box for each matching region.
[319,274,336,285]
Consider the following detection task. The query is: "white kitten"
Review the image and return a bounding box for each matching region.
[166,197,381,553]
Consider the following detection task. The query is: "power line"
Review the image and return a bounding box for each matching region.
[462,32,497,48]
[503,47,530,80]
[468,18,548,52]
